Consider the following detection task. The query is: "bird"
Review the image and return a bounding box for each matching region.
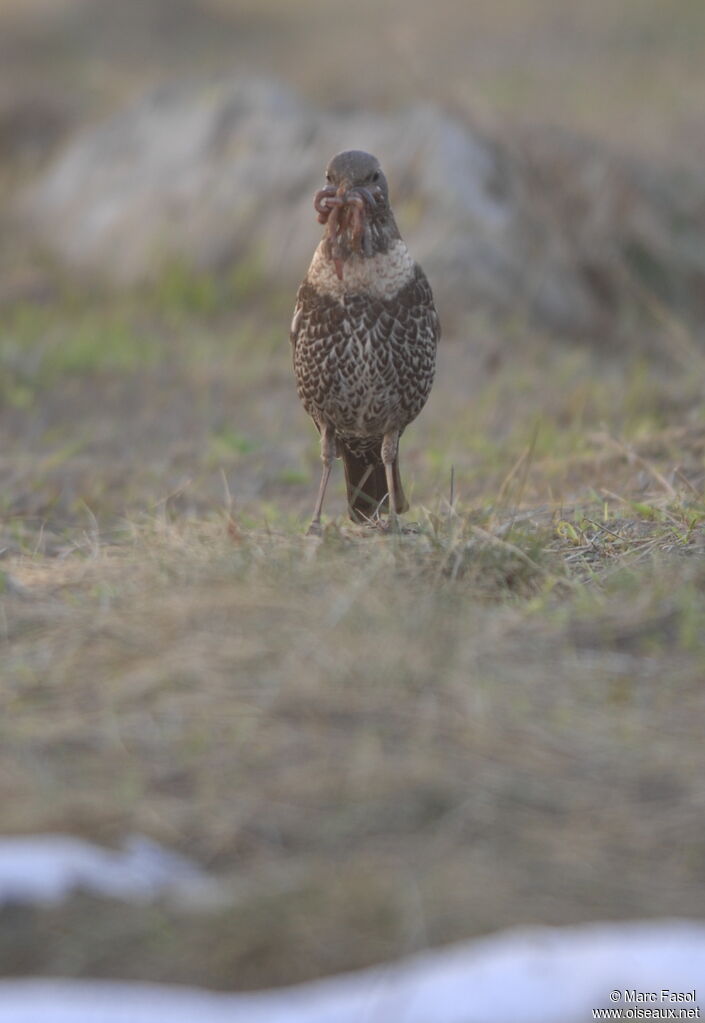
[290,149,440,534]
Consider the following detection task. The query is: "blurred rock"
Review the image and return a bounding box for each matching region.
[17,77,705,335]
[0,92,75,168]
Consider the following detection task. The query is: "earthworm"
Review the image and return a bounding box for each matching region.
[314,184,380,276]
[323,202,342,264]
[353,186,381,208]
[345,194,365,254]
[314,186,343,224]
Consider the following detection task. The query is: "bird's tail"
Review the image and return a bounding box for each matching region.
[340,440,408,522]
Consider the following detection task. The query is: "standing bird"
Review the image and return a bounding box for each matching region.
[291,150,440,534]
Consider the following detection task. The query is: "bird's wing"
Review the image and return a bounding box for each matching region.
[387,263,440,420]
[289,281,316,354]
[405,263,440,345]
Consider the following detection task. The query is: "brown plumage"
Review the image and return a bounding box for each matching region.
[290,150,440,533]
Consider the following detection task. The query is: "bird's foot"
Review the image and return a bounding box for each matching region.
[377,513,401,535]
[306,519,323,537]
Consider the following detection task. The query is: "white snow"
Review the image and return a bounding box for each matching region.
[0,835,703,1023]
[0,834,211,905]
[0,921,703,1023]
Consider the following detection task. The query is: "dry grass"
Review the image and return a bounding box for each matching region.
[3,455,705,987]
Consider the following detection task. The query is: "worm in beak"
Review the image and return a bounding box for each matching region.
[313,184,381,279]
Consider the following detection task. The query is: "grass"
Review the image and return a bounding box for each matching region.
[2,263,705,988]
[2,496,705,987]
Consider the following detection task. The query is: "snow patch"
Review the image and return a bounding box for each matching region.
[0,834,212,906]
[0,921,704,1023]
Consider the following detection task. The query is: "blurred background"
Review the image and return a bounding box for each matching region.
[2,0,705,1005]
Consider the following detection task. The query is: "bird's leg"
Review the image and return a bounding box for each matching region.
[307,425,336,536]
[381,430,401,532]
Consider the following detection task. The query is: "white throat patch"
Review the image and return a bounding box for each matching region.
[307,239,416,301]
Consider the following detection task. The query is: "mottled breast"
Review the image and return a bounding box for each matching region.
[291,244,439,439]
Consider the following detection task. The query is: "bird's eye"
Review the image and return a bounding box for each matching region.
[371,171,380,183]
[325,172,332,183]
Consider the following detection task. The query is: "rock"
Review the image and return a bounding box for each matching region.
[18,76,705,335]
[19,78,519,303]
[0,92,75,167]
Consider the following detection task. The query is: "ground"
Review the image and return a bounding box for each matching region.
[2,0,705,993]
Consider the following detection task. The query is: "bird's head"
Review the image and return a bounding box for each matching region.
[324,150,389,208]
[314,150,399,278]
